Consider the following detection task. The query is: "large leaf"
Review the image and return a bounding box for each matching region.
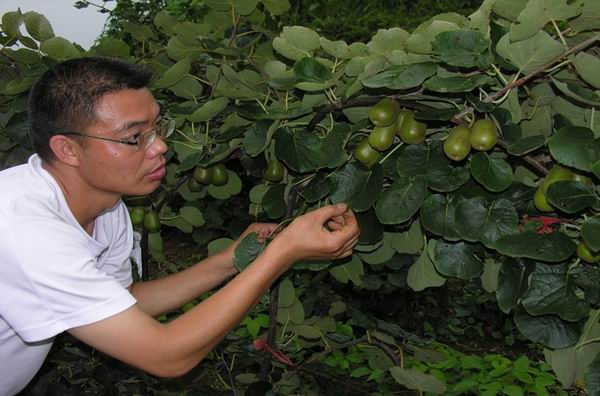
[496,31,565,74]
[573,51,600,89]
[432,30,492,68]
[389,366,447,395]
[514,310,583,349]
[420,194,461,241]
[586,353,600,395]
[362,63,437,90]
[293,57,332,84]
[154,58,191,88]
[272,26,321,60]
[544,310,600,388]
[23,11,54,41]
[502,123,546,156]
[496,259,535,313]
[274,124,349,173]
[495,231,576,262]
[396,141,470,192]
[40,37,80,60]
[261,0,291,16]
[300,173,331,203]
[434,240,483,279]
[423,74,493,93]
[375,176,428,225]
[546,180,600,213]
[262,184,287,219]
[329,255,364,285]
[242,120,277,157]
[188,97,229,122]
[581,216,600,252]
[233,233,264,272]
[388,220,424,255]
[330,163,383,212]
[470,152,513,192]
[548,126,595,171]
[520,263,590,322]
[510,0,582,42]
[407,240,446,292]
[454,197,518,248]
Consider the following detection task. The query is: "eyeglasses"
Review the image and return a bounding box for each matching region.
[60,119,175,151]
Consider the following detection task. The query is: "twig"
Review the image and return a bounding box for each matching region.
[483,33,600,103]
[497,138,549,176]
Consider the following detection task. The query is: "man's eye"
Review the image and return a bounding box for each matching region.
[125,134,142,144]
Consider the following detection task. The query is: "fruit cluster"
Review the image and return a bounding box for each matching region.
[130,207,161,233]
[354,97,427,167]
[188,164,229,191]
[443,119,498,161]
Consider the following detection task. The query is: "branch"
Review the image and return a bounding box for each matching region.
[484,33,600,103]
[497,139,549,176]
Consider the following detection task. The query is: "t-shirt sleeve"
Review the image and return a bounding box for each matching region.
[0,218,137,343]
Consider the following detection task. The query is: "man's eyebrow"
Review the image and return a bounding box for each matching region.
[115,115,161,134]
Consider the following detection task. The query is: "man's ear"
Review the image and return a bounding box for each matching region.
[48,135,82,167]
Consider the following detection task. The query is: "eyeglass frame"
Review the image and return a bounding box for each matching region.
[59,119,175,151]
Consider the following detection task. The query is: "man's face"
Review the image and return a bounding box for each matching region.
[75,87,168,199]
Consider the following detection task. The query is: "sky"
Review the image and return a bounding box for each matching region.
[0,0,115,49]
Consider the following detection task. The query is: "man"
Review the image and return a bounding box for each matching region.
[0,57,360,395]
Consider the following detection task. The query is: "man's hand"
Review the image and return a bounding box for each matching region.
[269,203,360,263]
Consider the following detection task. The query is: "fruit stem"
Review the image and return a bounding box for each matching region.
[379,141,404,165]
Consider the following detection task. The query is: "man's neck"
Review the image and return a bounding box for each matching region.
[42,160,120,234]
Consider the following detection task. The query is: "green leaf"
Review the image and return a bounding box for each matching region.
[521,263,590,322]
[553,78,600,107]
[510,0,582,42]
[120,20,156,42]
[375,176,428,225]
[320,37,351,59]
[301,173,331,203]
[585,353,600,395]
[274,125,349,173]
[573,51,600,90]
[166,36,203,61]
[207,170,242,199]
[330,255,364,285]
[277,298,304,324]
[514,310,582,349]
[153,10,179,36]
[496,31,565,74]
[169,76,203,100]
[233,233,264,272]
[262,184,286,219]
[502,123,546,156]
[1,10,23,38]
[92,38,131,58]
[208,237,234,256]
[396,141,470,192]
[432,30,492,68]
[548,126,595,171]
[470,152,513,192]
[261,0,291,15]
[495,231,576,262]
[358,233,395,265]
[293,57,332,83]
[179,206,205,227]
[154,58,191,88]
[407,240,446,292]
[278,279,295,308]
[455,198,518,249]
[388,220,424,255]
[362,63,437,90]
[242,120,277,157]
[546,180,600,213]
[356,209,384,246]
[272,26,321,60]
[23,11,54,41]
[188,97,229,122]
[420,194,461,241]
[496,259,535,313]
[581,216,600,252]
[40,37,80,60]
[423,74,493,93]
[389,366,447,394]
[330,163,383,212]
[434,240,483,279]
[367,28,409,55]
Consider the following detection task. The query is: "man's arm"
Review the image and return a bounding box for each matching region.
[129,223,278,316]
[68,204,359,377]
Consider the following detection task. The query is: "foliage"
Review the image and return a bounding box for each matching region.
[2,0,600,394]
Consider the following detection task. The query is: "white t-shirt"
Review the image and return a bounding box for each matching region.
[0,155,137,395]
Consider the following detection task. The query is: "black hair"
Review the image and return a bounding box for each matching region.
[28,57,153,162]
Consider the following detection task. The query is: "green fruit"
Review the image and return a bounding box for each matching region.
[577,240,600,263]
[188,177,204,192]
[130,207,145,228]
[443,125,471,161]
[144,211,161,233]
[572,172,593,185]
[533,187,553,212]
[541,165,573,194]
[469,119,497,151]
[211,164,229,186]
[368,97,400,127]
[354,139,381,168]
[192,166,213,184]
[398,112,426,144]
[368,125,396,151]
[263,159,284,182]
[394,110,412,136]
